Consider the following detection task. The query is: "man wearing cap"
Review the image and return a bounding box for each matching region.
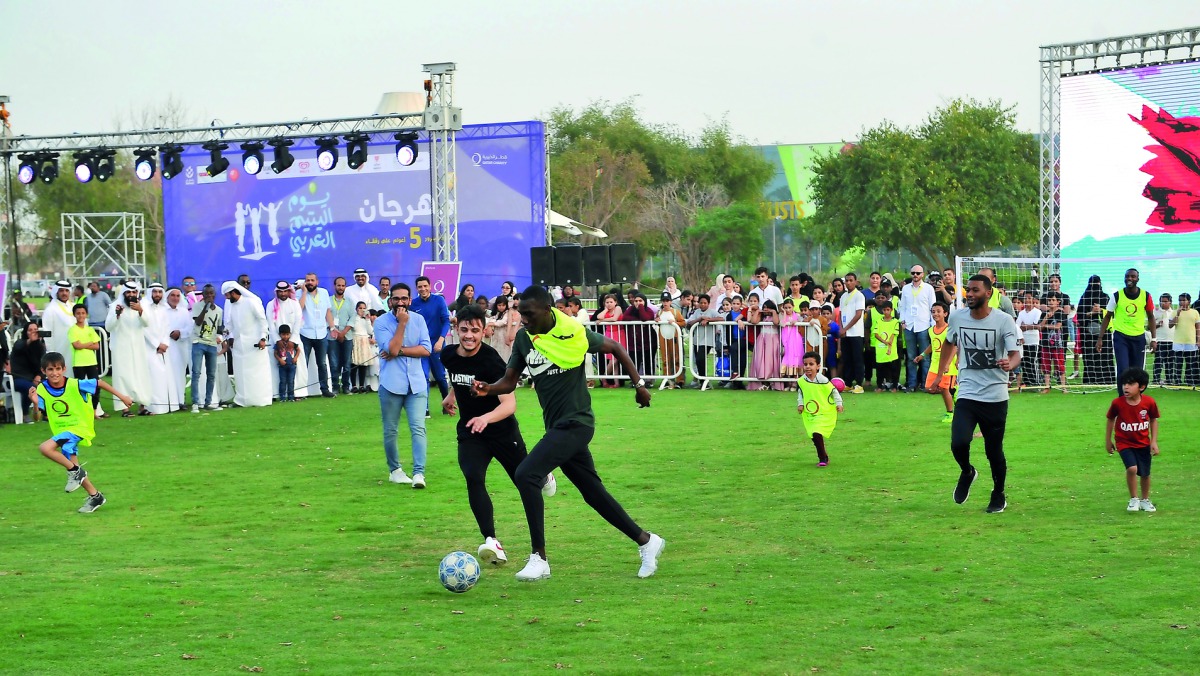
[105,281,154,416]
[223,281,272,407]
[345,268,383,313]
[266,280,309,401]
[43,280,78,372]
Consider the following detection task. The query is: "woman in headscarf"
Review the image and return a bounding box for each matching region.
[1077,275,1110,385]
[664,276,682,302]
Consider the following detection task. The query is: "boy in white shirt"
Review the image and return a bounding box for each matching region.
[1152,293,1174,385]
[1016,291,1042,392]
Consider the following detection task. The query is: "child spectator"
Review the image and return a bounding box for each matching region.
[68,304,103,413]
[34,351,134,513]
[348,301,376,393]
[275,324,298,402]
[804,300,828,355]
[917,301,957,423]
[724,296,748,387]
[745,298,784,391]
[594,294,625,388]
[1152,293,1174,385]
[1170,293,1200,386]
[822,305,840,378]
[797,351,843,467]
[1105,367,1160,512]
[685,293,721,386]
[873,300,901,391]
[656,292,686,388]
[778,298,806,383]
[1039,293,1067,391]
[1016,290,1042,392]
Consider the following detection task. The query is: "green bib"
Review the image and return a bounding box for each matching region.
[928,325,958,376]
[797,376,838,438]
[530,309,589,369]
[1111,289,1148,337]
[37,379,95,446]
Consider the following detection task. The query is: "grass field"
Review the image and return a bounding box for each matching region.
[1,385,1198,674]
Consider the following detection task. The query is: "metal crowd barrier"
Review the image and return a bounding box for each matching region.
[686,320,825,390]
[581,319,686,389]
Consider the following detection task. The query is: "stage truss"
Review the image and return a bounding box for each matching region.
[1038,26,1200,268]
[61,212,147,287]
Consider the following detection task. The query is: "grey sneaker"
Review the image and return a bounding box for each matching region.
[205,403,221,411]
[65,466,87,493]
[78,492,106,513]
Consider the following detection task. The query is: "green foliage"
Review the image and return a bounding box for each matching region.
[690,202,766,270]
[833,245,867,275]
[809,99,1038,273]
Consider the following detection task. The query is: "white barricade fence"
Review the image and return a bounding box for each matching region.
[687,320,825,390]
[581,319,686,388]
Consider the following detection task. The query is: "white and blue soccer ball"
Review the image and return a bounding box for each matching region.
[439,551,481,593]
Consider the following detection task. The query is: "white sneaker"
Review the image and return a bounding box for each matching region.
[412,473,426,489]
[388,468,412,484]
[1140,499,1157,513]
[205,403,221,411]
[541,472,557,497]
[1127,497,1141,512]
[191,404,200,413]
[637,533,666,578]
[478,537,509,567]
[515,553,551,581]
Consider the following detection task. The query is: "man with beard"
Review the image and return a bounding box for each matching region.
[1099,268,1157,389]
[410,276,451,417]
[105,281,153,416]
[935,275,1021,514]
[328,276,355,395]
[42,280,77,372]
[163,288,193,411]
[222,281,272,407]
[375,283,432,487]
[346,268,384,313]
[266,280,309,400]
[298,272,336,398]
[142,283,176,414]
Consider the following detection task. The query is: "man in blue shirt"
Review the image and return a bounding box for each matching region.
[298,272,336,398]
[409,276,451,417]
[375,282,433,488]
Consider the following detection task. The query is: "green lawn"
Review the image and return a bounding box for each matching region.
[1,386,1197,673]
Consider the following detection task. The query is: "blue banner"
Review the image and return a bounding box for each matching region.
[164,121,546,298]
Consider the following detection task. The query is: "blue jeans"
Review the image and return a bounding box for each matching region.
[191,343,218,406]
[327,337,353,392]
[905,327,932,390]
[1112,332,1147,389]
[278,363,296,400]
[421,347,450,403]
[379,386,427,475]
[301,335,331,394]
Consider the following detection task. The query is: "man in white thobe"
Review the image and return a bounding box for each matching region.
[265,280,310,400]
[345,268,384,313]
[142,283,175,414]
[42,280,77,372]
[105,281,154,415]
[222,281,272,407]
[164,288,193,410]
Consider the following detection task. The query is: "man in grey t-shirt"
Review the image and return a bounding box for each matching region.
[935,275,1021,514]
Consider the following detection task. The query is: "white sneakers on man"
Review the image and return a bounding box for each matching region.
[191,404,200,414]
[515,553,551,581]
[412,473,426,489]
[637,533,666,578]
[478,537,508,567]
[542,472,557,497]
[388,468,412,484]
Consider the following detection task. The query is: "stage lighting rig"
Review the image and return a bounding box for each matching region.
[394,132,419,166]
[160,144,184,180]
[17,154,38,184]
[39,153,59,184]
[240,142,265,175]
[268,138,294,174]
[315,137,339,171]
[134,148,156,180]
[203,141,230,177]
[94,148,116,182]
[74,151,95,183]
[345,133,370,170]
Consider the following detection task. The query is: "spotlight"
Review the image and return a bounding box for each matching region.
[345,133,369,170]
[240,142,265,175]
[134,148,156,181]
[203,141,230,177]
[160,144,184,180]
[394,132,419,167]
[315,137,339,171]
[268,138,294,174]
[94,148,116,182]
[17,154,37,184]
[74,151,95,183]
[40,153,59,184]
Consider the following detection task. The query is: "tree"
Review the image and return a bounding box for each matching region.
[809,99,1038,273]
[549,139,650,247]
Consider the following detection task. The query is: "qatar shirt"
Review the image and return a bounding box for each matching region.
[374,311,432,396]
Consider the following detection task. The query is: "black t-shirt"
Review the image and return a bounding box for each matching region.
[508,327,605,430]
[440,343,519,440]
[1042,290,1071,307]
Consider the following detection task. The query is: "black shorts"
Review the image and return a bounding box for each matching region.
[1118,447,1152,477]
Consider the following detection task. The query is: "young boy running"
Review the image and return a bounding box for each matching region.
[797,351,843,467]
[34,352,134,513]
[440,305,557,567]
[472,286,664,581]
[1105,368,1160,513]
[917,302,957,423]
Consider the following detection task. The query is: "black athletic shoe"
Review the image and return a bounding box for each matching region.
[953,467,977,504]
[986,491,1007,513]
[322,391,336,398]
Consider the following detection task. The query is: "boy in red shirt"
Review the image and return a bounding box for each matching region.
[1105,367,1160,513]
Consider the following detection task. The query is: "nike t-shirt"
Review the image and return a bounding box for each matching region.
[508,328,605,430]
[946,307,1020,403]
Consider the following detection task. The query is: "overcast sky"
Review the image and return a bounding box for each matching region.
[3,1,1198,144]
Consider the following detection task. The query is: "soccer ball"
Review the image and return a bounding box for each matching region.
[830,377,846,392]
[439,551,481,593]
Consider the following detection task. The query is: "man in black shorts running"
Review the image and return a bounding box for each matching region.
[440,304,557,567]
[934,274,1021,513]
[472,285,665,581]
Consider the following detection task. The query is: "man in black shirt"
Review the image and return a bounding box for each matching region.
[441,305,556,568]
[473,285,665,581]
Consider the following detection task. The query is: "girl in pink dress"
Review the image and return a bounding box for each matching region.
[778,298,806,385]
[745,298,786,391]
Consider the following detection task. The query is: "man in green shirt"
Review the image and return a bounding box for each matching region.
[472,285,665,582]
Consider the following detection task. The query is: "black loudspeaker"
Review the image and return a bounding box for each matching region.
[554,244,584,287]
[530,246,556,286]
[609,242,637,283]
[582,245,611,286]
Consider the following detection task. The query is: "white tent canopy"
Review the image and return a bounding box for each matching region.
[548,210,607,238]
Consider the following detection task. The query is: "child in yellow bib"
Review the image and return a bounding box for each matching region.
[916,301,957,423]
[873,301,901,392]
[34,351,133,514]
[797,351,843,467]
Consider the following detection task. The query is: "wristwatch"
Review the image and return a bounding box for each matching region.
[634,379,647,389]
